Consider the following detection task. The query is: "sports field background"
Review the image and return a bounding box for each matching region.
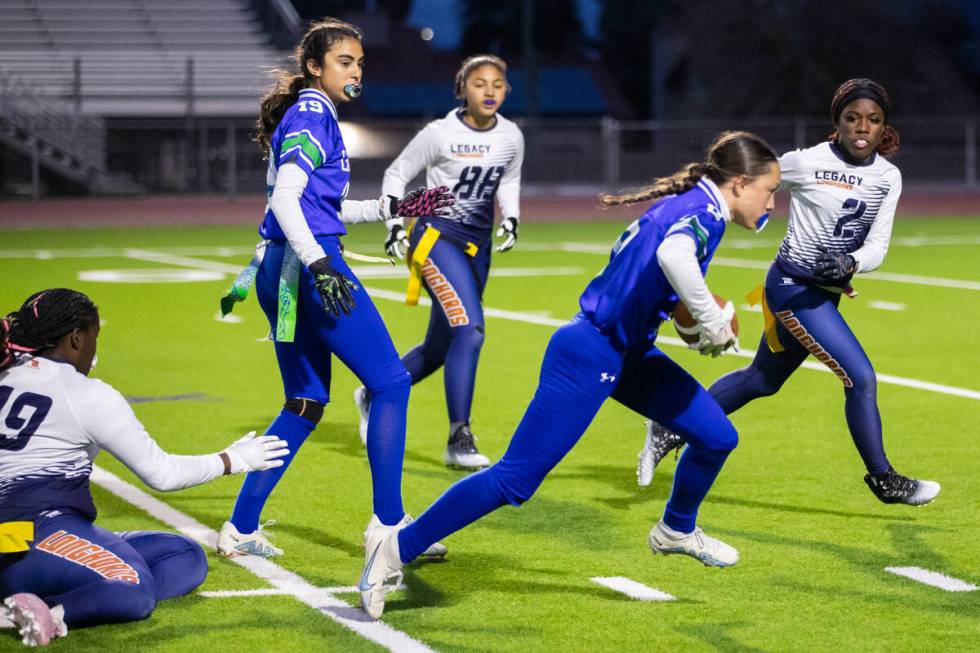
[0,206,978,651]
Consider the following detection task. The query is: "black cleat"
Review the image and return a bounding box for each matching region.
[864,467,941,506]
[637,421,686,487]
[444,424,490,470]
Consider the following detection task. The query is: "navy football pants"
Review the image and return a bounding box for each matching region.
[398,317,738,562]
[709,265,889,473]
[0,511,206,627]
[402,227,492,428]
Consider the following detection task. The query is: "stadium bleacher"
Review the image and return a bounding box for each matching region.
[0,0,286,117]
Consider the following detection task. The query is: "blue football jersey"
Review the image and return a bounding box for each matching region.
[259,88,351,240]
[578,179,729,350]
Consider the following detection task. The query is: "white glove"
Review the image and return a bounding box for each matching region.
[496,216,519,253]
[223,431,290,474]
[384,219,410,259]
[687,301,739,358]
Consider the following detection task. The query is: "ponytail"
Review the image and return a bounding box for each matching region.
[600,163,710,207]
[256,75,306,153]
[599,131,777,208]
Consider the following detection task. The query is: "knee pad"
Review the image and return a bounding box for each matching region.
[284,397,325,425]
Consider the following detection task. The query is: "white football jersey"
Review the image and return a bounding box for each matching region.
[383,108,524,230]
[0,356,220,521]
[777,142,902,275]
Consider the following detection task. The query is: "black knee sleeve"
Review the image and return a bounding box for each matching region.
[284,397,325,425]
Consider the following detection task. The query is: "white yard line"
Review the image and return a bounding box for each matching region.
[591,577,676,601]
[201,585,398,598]
[83,249,979,402]
[884,567,978,592]
[867,301,906,312]
[91,466,437,653]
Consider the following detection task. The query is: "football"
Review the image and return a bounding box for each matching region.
[672,294,739,344]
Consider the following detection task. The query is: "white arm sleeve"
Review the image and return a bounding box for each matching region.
[77,381,224,492]
[496,129,524,220]
[851,169,902,273]
[382,124,441,198]
[269,163,327,268]
[340,197,388,225]
[657,235,727,333]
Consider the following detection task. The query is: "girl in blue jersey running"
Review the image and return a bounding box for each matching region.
[359,131,781,619]
[217,18,454,558]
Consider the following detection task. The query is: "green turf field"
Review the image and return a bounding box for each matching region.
[1,216,978,651]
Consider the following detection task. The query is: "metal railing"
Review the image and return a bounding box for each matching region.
[2,114,977,198]
[0,70,107,198]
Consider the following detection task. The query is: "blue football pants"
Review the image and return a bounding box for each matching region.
[231,237,410,529]
[398,317,738,562]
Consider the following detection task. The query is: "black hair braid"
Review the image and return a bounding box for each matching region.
[0,289,99,371]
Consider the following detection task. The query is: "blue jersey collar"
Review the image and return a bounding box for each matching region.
[298,87,338,120]
[697,177,731,222]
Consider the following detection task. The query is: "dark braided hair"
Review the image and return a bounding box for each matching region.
[0,289,99,372]
[600,131,777,207]
[828,78,900,156]
[255,17,363,154]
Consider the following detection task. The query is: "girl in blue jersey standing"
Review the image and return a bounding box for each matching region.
[354,55,524,470]
[638,79,940,506]
[359,131,782,619]
[217,18,454,557]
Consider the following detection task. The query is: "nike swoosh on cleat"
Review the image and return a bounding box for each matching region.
[359,542,382,591]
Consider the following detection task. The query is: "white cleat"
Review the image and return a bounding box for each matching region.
[2,593,67,647]
[360,524,404,620]
[363,513,447,559]
[353,387,370,446]
[648,519,739,567]
[217,520,284,558]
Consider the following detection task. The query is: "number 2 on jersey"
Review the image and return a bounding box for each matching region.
[834,198,867,238]
[0,385,52,451]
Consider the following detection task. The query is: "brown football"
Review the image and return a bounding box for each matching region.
[672,295,738,345]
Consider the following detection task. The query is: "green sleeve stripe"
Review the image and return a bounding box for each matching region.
[280,134,323,168]
[684,216,709,259]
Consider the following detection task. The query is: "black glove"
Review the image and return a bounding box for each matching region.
[308,256,357,317]
[812,250,856,283]
[384,220,410,259]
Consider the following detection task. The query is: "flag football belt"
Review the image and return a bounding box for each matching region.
[746,280,858,354]
[0,521,33,553]
[220,240,392,343]
[745,284,784,353]
[405,225,478,306]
